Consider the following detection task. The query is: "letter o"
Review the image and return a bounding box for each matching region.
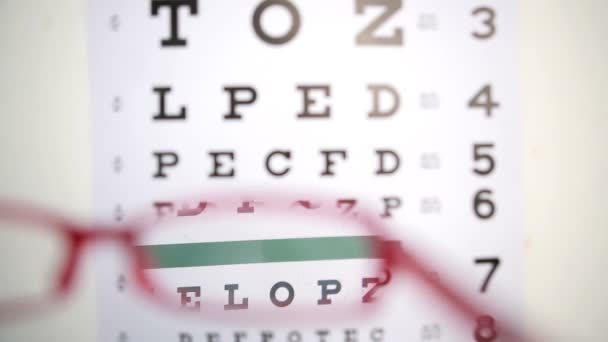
[287,331,302,342]
[252,0,301,45]
[269,281,295,307]
[370,328,384,342]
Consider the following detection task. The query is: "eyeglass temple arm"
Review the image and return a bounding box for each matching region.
[389,244,530,342]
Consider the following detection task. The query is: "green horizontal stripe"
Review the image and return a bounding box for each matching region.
[137,236,389,269]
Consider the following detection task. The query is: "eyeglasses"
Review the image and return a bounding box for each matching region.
[0,190,529,341]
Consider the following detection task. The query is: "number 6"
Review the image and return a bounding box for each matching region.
[473,189,495,219]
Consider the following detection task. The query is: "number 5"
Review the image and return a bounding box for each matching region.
[473,143,495,175]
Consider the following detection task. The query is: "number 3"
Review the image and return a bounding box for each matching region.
[472,6,496,39]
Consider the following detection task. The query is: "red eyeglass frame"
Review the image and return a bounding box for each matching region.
[0,190,530,341]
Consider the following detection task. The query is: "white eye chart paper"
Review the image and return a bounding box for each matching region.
[88,1,522,341]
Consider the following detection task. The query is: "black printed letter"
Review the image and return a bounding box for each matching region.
[179,333,193,342]
[317,280,342,305]
[380,196,401,218]
[269,281,295,307]
[151,0,198,47]
[253,0,301,45]
[370,328,385,342]
[368,84,400,118]
[265,150,291,177]
[362,278,384,303]
[209,151,235,178]
[315,330,330,342]
[177,286,201,310]
[206,332,220,342]
[297,85,331,119]
[153,151,179,178]
[356,0,403,46]
[375,150,400,175]
[234,332,247,342]
[152,86,187,120]
[287,331,302,342]
[153,201,174,217]
[345,329,358,342]
[224,284,249,310]
[261,331,274,342]
[320,150,347,176]
[224,86,257,120]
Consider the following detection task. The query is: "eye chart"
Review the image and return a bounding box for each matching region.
[88,0,522,341]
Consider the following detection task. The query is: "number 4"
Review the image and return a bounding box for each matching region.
[468,84,500,117]
[474,257,500,293]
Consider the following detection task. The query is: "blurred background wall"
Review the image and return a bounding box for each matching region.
[0,0,606,340]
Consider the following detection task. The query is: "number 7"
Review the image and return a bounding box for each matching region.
[474,257,500,293]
